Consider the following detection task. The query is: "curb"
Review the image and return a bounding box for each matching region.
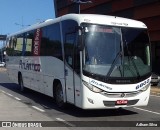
[151,91,160,96]
[0,68,7,72]
[151,87,160,96]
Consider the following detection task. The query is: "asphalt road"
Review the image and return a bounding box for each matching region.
[0,70,159,130]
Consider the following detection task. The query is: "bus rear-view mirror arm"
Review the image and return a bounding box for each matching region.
[76,26,84,51]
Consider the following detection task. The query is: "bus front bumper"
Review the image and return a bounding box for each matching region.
[81,86,150,109]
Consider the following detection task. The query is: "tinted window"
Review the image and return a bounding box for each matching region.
[41,23,62,60]
[6,34,24,56]
[6,37,16,56]
[62,20,80,74]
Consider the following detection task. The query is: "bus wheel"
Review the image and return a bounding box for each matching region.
[19,75,25,92]
[55,84,66,108]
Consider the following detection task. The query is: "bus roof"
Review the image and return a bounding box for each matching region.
[61,14,147,28]
[8,14,147,37]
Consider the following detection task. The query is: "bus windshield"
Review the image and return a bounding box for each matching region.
[83,24,151,78]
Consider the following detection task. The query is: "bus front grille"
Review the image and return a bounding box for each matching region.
[101,91,140,98]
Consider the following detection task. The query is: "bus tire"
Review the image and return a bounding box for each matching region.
[18,74,25,92]
[55,83,66,108]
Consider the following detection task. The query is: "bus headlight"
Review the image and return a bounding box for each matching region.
[139,83,150,92]
[83,81,103,93]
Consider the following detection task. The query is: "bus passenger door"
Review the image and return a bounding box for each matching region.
[64,33,76,104]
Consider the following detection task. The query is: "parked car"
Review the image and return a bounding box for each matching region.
[151,73,160,86]
[0,62,5,67]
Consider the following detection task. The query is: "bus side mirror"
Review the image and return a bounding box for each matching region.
[77,26,84,51]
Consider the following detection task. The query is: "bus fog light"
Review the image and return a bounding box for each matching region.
[87,98,94,104]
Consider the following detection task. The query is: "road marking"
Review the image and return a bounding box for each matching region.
[56,118,75,127]
[15,97,21,101]
[134,107,160,115]
[1,90,22,101]
[1,90,6,93]
[150,95,160,98]
[32,106,45,112]
[1,91,13,97]
[6,93,13,97]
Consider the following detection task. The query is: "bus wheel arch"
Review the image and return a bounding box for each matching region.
[53,79,66,108]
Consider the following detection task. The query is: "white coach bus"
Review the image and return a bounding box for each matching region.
[6,14,151,109]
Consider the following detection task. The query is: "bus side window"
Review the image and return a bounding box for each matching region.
[14,35,23,56]
[24,31,34,56]
[65,33,80,75]
[65,33,75,68]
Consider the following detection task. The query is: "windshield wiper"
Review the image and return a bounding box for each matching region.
[106,51,122,78]
[106,41,141,79]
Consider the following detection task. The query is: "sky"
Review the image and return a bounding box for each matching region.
[0,0,55,48]
[0,0,55,35]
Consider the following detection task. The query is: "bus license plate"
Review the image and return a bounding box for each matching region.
[116,100,128,105]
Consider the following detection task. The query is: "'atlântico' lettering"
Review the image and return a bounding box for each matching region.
[19,60,41,72]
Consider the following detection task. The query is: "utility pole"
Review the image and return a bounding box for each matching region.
[71,0,92,14]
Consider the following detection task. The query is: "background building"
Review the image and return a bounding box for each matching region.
[54,0,160,73]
